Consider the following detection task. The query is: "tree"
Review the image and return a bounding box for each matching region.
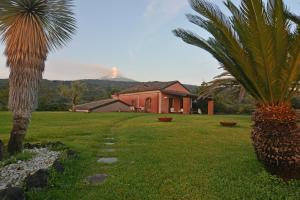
[59,81,87,112]
[174,0,300,180]
[196,77,254,115]
[105,86,121,99]
[198,71,247,103]
[0,0,76,154]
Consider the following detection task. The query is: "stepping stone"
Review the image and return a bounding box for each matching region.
[86,174,108,185]
[104,142,115,145]
[100,166,110,170]
[105,137,115,140]
[102,148,116,152]
[97,157,118,164]
[104,138,116,143]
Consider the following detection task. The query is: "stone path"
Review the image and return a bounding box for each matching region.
[104,142,115,145]
[86,174,108,185]
[86,136,118,185]
[102,148,115,152]
[104,138,115,140]
[97,157,118,164]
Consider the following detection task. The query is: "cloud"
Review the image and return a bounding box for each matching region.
[111,67,123,78]
[143,0,188,34]
[0,58,122,80]
[144,0,188,22]
[45,60,120,80]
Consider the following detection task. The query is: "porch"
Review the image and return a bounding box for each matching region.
[161,91,197,114]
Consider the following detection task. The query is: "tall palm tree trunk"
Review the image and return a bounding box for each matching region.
[252,104,300,180]
[0,0,76,154]
[8,114,30,154]
[7,64,44,154]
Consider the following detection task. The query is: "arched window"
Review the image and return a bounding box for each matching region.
[145,97,152,113]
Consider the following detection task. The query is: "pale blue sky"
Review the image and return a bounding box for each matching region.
[0,0,300,85]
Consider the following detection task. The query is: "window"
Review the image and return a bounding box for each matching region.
[145,97,151,113]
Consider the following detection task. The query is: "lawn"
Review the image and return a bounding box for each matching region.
[0,112,299,200]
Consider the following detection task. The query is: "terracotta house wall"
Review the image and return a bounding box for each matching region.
[112,82,194,114]
[165,82,189,93]
[115,91,160,113]
[161,93,169,114]
[160,93,191,114]
[172,98,181,112]
[183,97,191,114]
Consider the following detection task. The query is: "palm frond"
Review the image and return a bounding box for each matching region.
[0,0,76,52]
[174,0,300,105]
[0,0,76,114]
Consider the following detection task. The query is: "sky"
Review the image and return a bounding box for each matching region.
[0,0,300,85]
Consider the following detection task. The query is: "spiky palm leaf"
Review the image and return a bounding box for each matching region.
[174,0,300,180]
[0,0,76,153]
[174,0,300,105]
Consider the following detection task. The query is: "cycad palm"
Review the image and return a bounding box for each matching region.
[174,0,300,180]
[0,0,76,154]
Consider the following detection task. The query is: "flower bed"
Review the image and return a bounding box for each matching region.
[158,117,173,122]
[220,121,237,127]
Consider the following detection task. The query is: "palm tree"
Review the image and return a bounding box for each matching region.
[198,71,247,103]
[0,0,76,154]
[174,0,300,180]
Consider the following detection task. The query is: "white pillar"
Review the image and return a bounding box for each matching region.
[158,92,162,114]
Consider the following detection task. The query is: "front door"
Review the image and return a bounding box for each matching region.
[169,98,174,113]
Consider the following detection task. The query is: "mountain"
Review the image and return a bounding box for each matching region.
[100,67,136,82]
[100,75,136,82]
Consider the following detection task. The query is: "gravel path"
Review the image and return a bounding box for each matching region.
[0,148,60,190]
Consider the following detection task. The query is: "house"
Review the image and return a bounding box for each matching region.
[74,99,131,113]
[112,81,197,114]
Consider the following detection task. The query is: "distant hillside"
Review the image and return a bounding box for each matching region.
[100,75,136,82]
[0,79,199,111]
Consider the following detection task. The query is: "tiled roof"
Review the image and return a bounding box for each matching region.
[162,90,198,97]
[118,81,181,94]
[75,99,125,111]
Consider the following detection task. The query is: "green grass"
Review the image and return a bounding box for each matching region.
[0,112,299,200]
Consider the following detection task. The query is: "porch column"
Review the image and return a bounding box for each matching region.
[158,92,162,114]
[208,98,214,115]
[183,97,191,114]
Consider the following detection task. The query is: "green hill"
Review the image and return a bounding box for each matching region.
[0,79,198,111]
